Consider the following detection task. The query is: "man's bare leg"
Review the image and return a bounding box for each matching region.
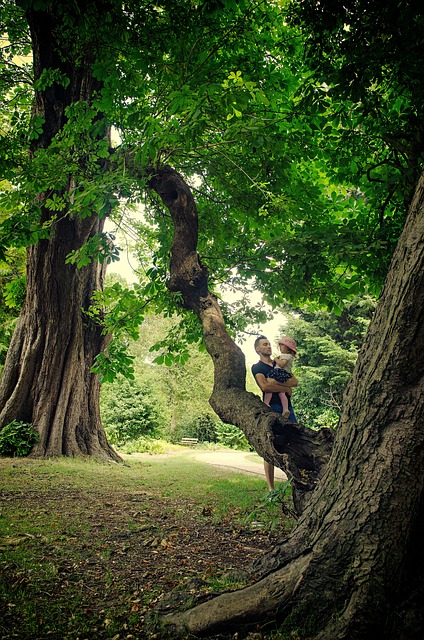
[264,460,275,491]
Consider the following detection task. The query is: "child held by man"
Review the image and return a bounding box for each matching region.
[264,336,298,418]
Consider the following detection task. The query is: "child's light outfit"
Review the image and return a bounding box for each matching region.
[264,353,295,418]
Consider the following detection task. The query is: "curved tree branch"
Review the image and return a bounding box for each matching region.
[147,165,334,512]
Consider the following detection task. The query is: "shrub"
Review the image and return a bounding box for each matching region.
[118,437,180,454]
[0,420,39,457]
[312,407,340,430]
[215,421,251,450]
[100,376,162,445]
[172,413,218,444]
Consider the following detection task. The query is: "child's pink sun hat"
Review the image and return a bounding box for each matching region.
[278,336,297,353]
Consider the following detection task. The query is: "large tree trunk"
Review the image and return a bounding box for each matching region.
[149,166,424,639]
[0,215,119,460]
[0,1,120,461]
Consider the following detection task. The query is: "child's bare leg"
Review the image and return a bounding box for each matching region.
[264,391,272,406]
[280,392,290,418]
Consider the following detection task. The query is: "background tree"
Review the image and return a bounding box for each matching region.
[281,296,376,429]
[99,307,219,444]
[283,315,357,429]
[99,374,160,445]
[99,303,252,448]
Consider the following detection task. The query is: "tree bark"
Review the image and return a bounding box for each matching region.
[0,215,120,460]
[0,1,120,461]
[149,165,424,639]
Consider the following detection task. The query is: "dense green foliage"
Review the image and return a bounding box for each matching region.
[215,421,250,450]
[99,307,254,449]
[99,375,161,444]
[282,0,424,306]
[171,413,218,444]
[95,288,264,449]
[0,0,413,375]
[0,420,39,456]
[0,247,25,369]
[279,296,375,429]
[286,296,377,350]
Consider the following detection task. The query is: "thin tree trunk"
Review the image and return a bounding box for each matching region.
[149,165,424,639]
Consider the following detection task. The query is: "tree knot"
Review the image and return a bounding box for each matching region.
[199,297,213,310]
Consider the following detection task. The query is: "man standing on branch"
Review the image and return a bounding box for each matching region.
[252,335,298,492]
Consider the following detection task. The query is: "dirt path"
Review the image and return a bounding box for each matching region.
[190,449,288,481]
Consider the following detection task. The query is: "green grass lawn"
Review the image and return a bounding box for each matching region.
[0,450,295,640]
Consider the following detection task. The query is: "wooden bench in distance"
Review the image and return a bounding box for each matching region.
[179,438,199,447]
